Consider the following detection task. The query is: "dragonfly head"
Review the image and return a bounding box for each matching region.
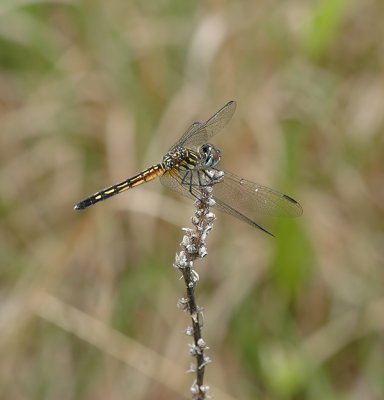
[199,143,221,168]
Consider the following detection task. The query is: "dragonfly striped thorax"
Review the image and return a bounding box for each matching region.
[162,144,221,171]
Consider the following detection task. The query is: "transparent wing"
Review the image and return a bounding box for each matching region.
[214,170,303,218]
[160,169,274,235]
[160,169,195,199]
[170,121,203,151]
[173,101,237,150]
[160,167,302,235]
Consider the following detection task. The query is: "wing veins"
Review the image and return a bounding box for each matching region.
[175,101,236,149]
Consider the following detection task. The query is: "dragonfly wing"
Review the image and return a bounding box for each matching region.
[177,101,237,149]
[214,170,303,218]
[160,169,194,198]
[170,121,203,151]
[213,196,274,235]
[160,168,280,235]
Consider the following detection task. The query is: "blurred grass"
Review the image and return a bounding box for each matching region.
[1,0,384,399]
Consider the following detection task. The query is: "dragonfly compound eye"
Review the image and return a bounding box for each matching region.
[199,144,221,168]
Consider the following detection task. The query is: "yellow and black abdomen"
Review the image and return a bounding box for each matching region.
[74,164,165,210]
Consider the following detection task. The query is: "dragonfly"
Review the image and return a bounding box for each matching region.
[74,101,302,236]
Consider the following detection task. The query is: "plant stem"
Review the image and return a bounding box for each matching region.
[174,170,224,399]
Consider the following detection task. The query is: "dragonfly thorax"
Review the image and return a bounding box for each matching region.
[162,146,200,171]
[198,143,221,168]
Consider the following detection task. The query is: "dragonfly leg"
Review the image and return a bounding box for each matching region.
[188,171,200,199]
[197,170,204,187]
[180,170,198,199]
[181,169,191,186]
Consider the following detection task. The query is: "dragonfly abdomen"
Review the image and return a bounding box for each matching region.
[74,164,165,210]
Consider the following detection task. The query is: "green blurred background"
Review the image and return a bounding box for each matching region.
[1,0,384,399]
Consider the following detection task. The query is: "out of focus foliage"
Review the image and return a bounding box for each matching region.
[1,1,383,399]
